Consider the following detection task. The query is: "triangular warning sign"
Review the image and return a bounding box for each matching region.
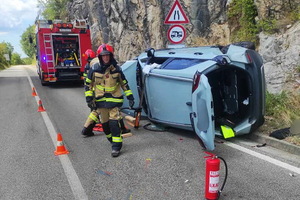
[164,0,190,24]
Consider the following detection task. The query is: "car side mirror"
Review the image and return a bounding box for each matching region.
[147,48,155,58]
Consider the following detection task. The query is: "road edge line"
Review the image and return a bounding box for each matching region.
[224,141,300,174]
[26,70,88,200]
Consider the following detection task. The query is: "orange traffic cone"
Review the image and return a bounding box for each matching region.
[54,133,69,155]
[93,123,103,132]
[37,100,46,112]
[32,87,37,96]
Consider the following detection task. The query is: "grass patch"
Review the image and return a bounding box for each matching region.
[259,91,300,146]
[296,65,300,74]
[255,4,300,35]
[285,136,300,146]
[257,18,277,34]
[227,0,259,44]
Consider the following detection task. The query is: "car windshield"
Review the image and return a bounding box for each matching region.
[161,58,205,70]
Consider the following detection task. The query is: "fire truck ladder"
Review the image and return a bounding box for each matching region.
[43,34,56,81]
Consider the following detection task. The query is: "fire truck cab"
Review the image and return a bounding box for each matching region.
[35,19,92,85]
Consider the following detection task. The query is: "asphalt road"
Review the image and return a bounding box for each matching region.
[0,65,299,200]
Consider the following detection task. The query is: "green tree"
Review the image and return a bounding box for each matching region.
[11,53,25,65]
[228,0,259,44]
[0,42,14,60]
[22,57,34,65]
[0,42,13,69]
[20,25,36,58]
[10,53,25,65]
[0,53,9,69]
[38,0,70,20]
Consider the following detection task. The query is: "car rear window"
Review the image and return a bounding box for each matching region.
[161,58,205,70]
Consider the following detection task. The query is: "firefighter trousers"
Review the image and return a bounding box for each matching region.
[98,107,123,151]
[83,108,127,131]
[83,107,123,150]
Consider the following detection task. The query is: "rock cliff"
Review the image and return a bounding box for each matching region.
[67,0,300,93]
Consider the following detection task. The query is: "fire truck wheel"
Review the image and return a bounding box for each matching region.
[41,79,49,86]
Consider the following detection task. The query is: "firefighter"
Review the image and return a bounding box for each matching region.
[82,49,131,138]
[83,49,96,89]
[84,44,134,157]
[81,49,98,137]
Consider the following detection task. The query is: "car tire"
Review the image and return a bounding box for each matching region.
[221,41,255,54]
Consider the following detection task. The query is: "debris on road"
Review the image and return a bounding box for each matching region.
[256,143,267,148]
[289,173,296,177]
[97,170,112,176]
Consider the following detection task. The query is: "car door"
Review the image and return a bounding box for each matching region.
[121,60,140,114]
[190,71,215,151]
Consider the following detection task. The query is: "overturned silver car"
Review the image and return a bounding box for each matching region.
[122,42,265,151]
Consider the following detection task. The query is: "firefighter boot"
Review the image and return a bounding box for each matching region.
[112,149,120,157]
[120,118,131,134]
[102,122,112,143]
[109,120,122,157]
[81,122,95,137]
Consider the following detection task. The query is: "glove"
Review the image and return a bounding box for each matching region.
[129,100,135,108]
[127,94,134,108]
[87,101,96,110]
[86,96,93,103]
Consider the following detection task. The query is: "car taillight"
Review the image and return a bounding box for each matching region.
[246,53,252,63]
[192,72,201,93]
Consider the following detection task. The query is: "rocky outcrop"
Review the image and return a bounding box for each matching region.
[255,0,299,20]
[67,0,300,93]
[259,22,300,93]
[67,0,231,61]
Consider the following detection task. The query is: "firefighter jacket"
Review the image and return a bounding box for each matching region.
[83,63,90,91]
[85,59,134,108]
[84,58,98,91]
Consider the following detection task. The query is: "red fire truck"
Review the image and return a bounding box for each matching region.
[35,19,92,85]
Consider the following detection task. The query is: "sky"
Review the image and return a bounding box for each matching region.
[0,0,39,58]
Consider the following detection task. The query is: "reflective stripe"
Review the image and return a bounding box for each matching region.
[106,134,112,138]
[83,73,87,77]
[85,91,93,97]
[221,125,235,139]
[96,83,119,92]
[86,78,91,83]
[96,85,104,91]
[124,90,133,96]
[88,113,99,123]
[95,97,124,103]
[112,136,123,143]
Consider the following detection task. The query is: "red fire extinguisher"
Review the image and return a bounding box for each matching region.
[204,152,228,200]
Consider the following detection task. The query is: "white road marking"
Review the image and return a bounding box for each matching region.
[224,141,300,174]
[26,69,88,200]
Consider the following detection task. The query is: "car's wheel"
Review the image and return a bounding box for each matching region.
[250,116,265,133]
[233,41,255,50]
[37,68,41,79]
[39,71,48,86]
[220,41,255,54]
